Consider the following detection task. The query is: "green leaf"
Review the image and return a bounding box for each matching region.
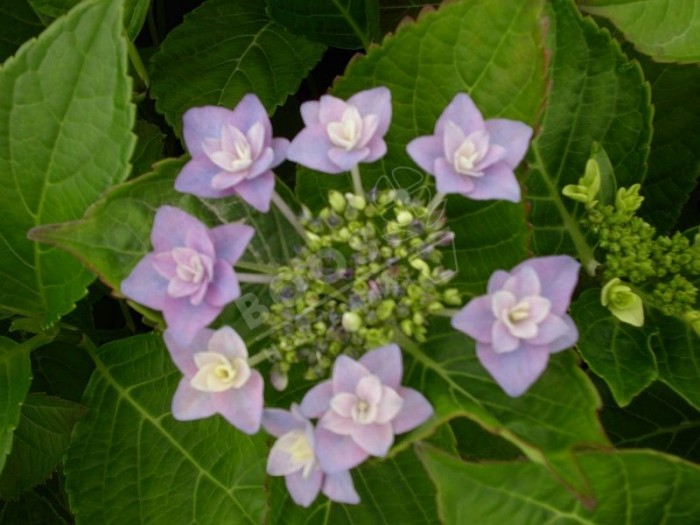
[266,0,380,50]
[0,337,32,474]
[637,58,700,232]
[0,393,86,499]
[0,0,43,62]
[528,0,651,265]
[580,0,700,63]
[418,445,700,524]
[130,120,165,179]
[397,318,608,497]
[64,334,268,524]
[149,0,325,137]
[648,311,700,411]
[0,485,70,524]
[269,447,439,524]
[297,0,549,294]
[378,1,438,34]
[0,0,134,324]
[570,288,657,406]
[30,341,94,403]
[598,380,700,463]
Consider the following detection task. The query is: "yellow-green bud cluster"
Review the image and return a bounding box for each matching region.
[265,189,461,380]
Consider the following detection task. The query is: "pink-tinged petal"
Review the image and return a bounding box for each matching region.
[167,279,200,299]
[491,290,515,318]
[288,127,342,174]
[406,135,442,175]
[299,380,333,418]
[332,355,371,393]
[182,106,234,156]
[355,375,383,406]
[327,147,370,171]
[213,371,263,434]
[364,139,387,164]
[392,388,433,434]
[434,158,475,195]
[318,95,349,124]
[350,422,394,456]
[175,158,234,198]
[348,86,392,137]
[529,314,570,346]
[205,261,240,307]
[503,266,540,299]
[435,93,485,136]
[322,471,360,505]
[469,163,521,203]
[442,120,466,159]
[270,137,290,168]
[268,438,304,476]
[476,342,550,397]
[151,251,176,279]
[321,410,355,436]
[164,328,214,375]
[233,171,276,212]
[513,256,580,315]
[210,168,248,190]
[300,100,320,126]
[285,468,323,508]
[262,408,305,437]
[315,427,368,472]
[545,315,579,353]
[120,254,168,310]
[357,114,379,149]
[374,386,403,424]
[451,296,494,343]
[207,325,247,359]
[209,222,255,265]
[230,94,272,143]
[171,379,215,420]
[475,143,508,171]
[151,206,210,252]
[492,321,521,353]
[329,392,357,418]
[487,270,511,294]
[247,148,275,179]
[358,344,402,390]
[484,119,533,169]
[162,296,220,345]
[526,296,551,325]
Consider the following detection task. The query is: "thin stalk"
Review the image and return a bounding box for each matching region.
[427,192,446,215]
[248,349,273,367]
[237,272,274,284]
[127,39,150,88]
[271,191,306,238]
[351,164,364,196]
[234,261,279,275]
[434,308,459,318]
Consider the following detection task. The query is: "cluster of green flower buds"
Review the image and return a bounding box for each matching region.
[264,189,461,381]
[564,159,700,328]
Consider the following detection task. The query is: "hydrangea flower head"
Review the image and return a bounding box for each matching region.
[451,256,580,397]
[121,206,254,344]
[263,405,360,507]
[287,87,392,174]
[407,93,533,203]
[300,344,433,472]
[175,94,289,212]
[165,326,264,434]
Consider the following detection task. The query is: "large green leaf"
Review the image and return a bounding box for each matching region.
[269,447,439,524]
[396,318,608,496]
[528,0,651,264]
[418,445,700,524]
[648,311,700,411]
[0,0,134,324]
[570,288,657,406]
[636,57,700,232]
[266,0,380,49]
[0,337,32,474]
[0,486,70,524]
[598,380,700,463]
[149,0,325,136]
[0,0,43,62]
[580,0,700,64]
[0,393,85,499]
[65,334,268,524]
[378,1,438,34]
[130,120,165,179]
[296,0,549,294]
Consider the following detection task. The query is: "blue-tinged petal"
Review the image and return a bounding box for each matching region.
[484,118,533,169]
[451,295,494,343]
[476,342,550,397]
[171,378,215,420]
[233,171,276,212]
[120,254,167,310]
[322,471,360,505]
[435,93,485,136]
[358,344,402,390]
[209,222,255,265]
[469,162,521,202]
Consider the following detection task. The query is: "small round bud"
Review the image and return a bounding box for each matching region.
[342,311,363,332]
[396,210,413,225]
[328,190,346,213]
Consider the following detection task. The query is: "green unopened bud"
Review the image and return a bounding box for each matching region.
[562,158,601,208]
[305,231,322,250]
[328,190,346,213]
[342,311,363,332]
[601,278,644,327]
[683,310,700,337]
[410,258,431,278]
[346,193,366,210]
[615,184,644,213]
[400,319,413,337]
[270,365,289,391]
[396,210,413,225]
[376,299,396,320]
[443,288,462,306]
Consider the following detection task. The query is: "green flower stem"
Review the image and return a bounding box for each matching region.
[234,261,279,274]
[248,349,273,367]
[126,39,149,88]
[271,190,306,237]
[434,308,460,318]
[351,164,364,196]
[236,272,274,284]
[428,192,446,215]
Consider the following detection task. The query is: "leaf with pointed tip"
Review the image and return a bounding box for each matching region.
[571,288,657,407]
[0,0,43,62]
[130,120,165,179]
[0,337,32,474]
[0,0,134,324]
[149,0,325,136]
[580,0,700,64]
[378,0,438,34]
[65,334,268,524]
[418,445,700,525]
